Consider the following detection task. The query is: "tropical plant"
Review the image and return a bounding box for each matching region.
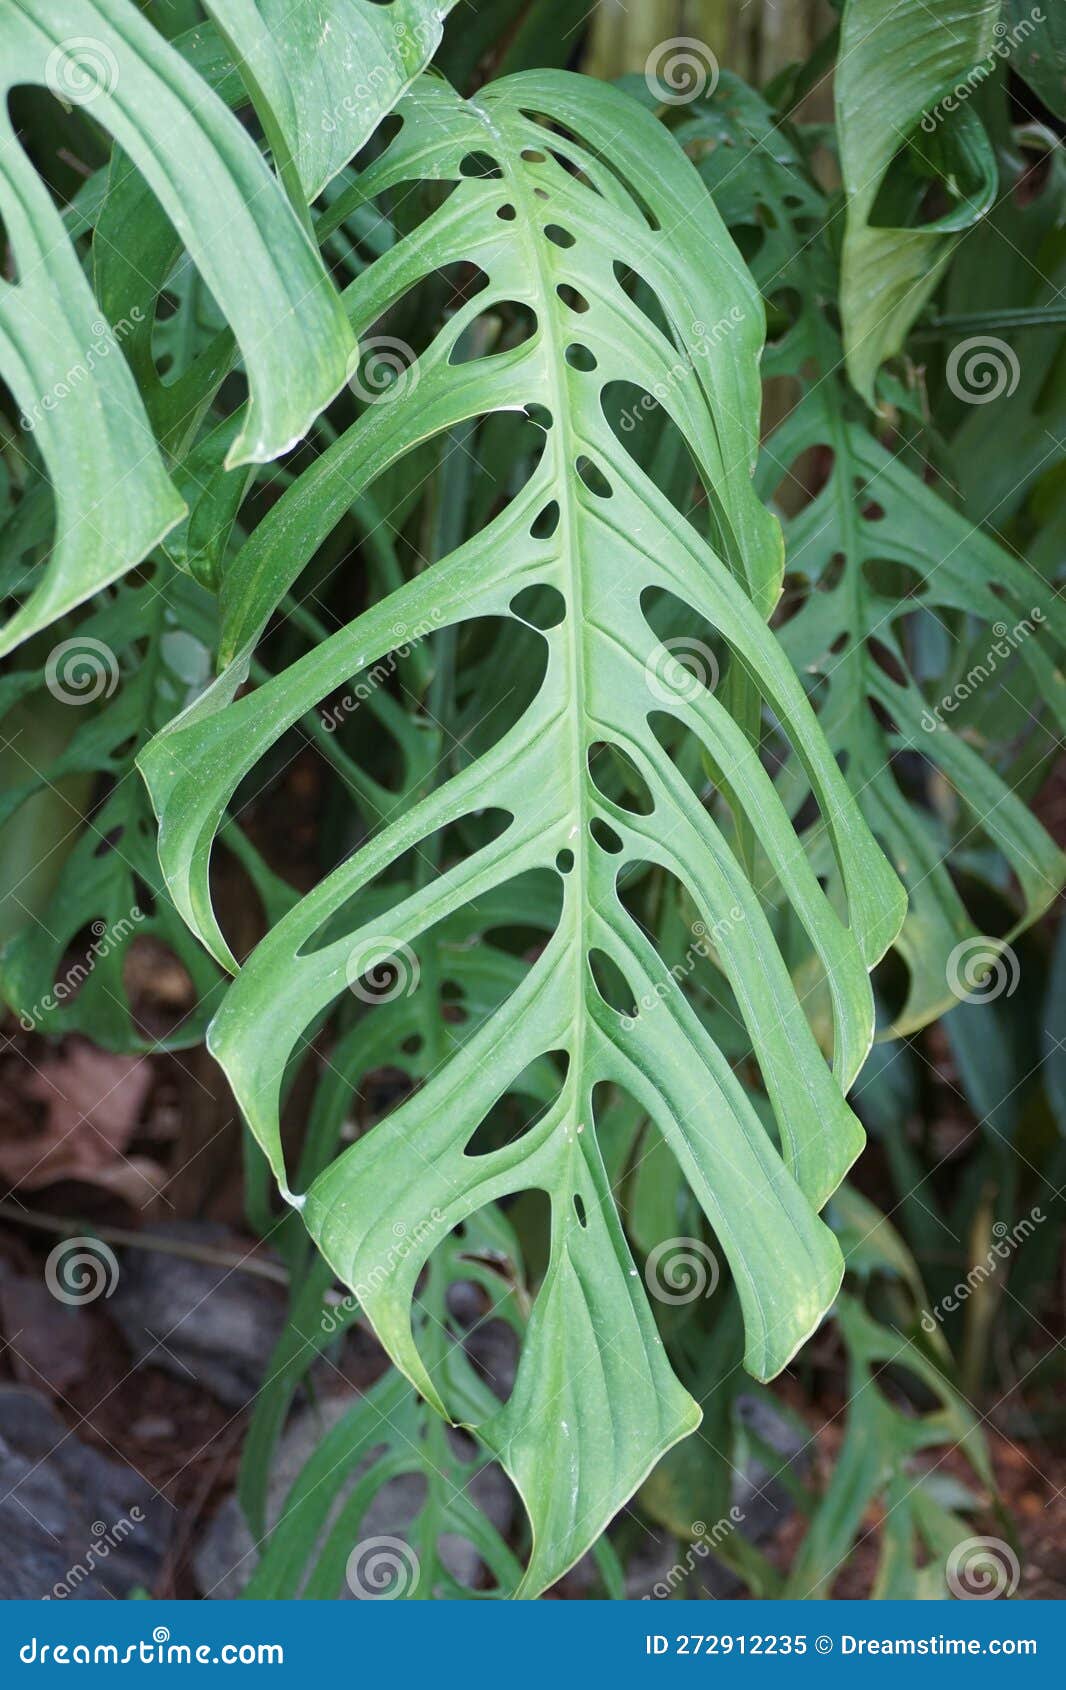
[1,0,1061,1601]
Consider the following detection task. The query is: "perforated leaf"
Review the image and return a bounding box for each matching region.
[837,0,1000,400]
[682,71,1065,1034]
[141,72,904,1594]
[203,0,460,203]
[0,0,353,656]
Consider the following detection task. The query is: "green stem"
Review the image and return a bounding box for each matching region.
[914,306,1066,338]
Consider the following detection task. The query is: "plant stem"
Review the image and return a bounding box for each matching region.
[914,306,1066,338]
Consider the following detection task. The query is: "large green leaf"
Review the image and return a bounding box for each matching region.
[243,1211,528,1600]
[202,1,460,205]
[837,0,1001,400]
[784,1298,992,1598]
[141,71,904,1595]
[680,71,1065,1034]
[0,0,353,656]
[0,570,222,1048]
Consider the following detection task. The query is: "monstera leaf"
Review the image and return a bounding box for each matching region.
[765,384,1065,1033]
[0,0,352,657]
[784,1298,992,1599]
[837,0,1001,400]
[141,72,904,1594]
[0,562,297,1047]
[679,71,1065,1035]
[0,570,222,1048]
[202,0,461,204]
[243,1210,529,1600]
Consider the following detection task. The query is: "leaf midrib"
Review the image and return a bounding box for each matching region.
[474,101,595,1126]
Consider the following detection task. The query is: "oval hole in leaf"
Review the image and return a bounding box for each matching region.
[510,583,565,630]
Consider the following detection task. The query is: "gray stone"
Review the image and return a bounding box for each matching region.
[194,1391,514,1598]
[0,1386,169,1599]
[109,1223,286,1410]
